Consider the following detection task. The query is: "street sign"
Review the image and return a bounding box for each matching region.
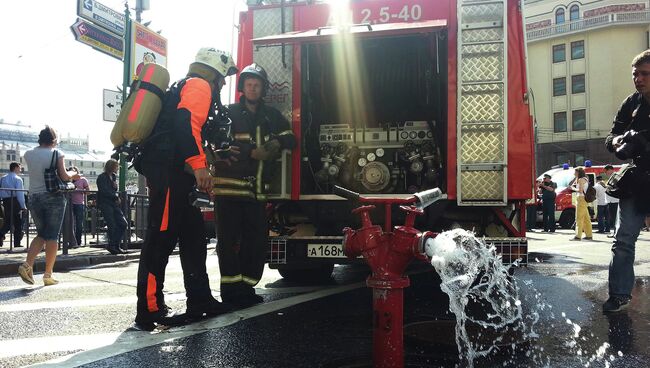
[103,89,123,122]
[71,19,124,61]
[130,22,167,81]
[77,0,125,36]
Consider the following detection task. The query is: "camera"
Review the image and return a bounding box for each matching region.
[189,187,212,208]
[615,130,649,160]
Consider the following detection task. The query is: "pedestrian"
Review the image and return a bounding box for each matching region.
[17,126,80,286]
[570,166,592,241]
[604,164,619,237]
[594,175,609,233]
[213,63,296,308]
[69,166,89,247]
[603,49,650,312]
[0,162,27,248]
[96,159,127,255]
[134,47,238,330]
[540,174,557,232]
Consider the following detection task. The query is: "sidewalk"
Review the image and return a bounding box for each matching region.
[0,245,143,277]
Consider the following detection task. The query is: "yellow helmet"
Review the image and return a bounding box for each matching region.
[194,48,238,78]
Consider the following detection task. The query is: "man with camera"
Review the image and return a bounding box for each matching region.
[540,174,557,232]
[603,50,650,313]
[134,48,238,330]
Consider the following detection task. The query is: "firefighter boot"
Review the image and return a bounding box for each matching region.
[133,305,185,331]
[222,285,264,309]
[185,297,232,320]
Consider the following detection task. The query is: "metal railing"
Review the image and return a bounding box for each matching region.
[0,188,150,254]
[527,11,650,41]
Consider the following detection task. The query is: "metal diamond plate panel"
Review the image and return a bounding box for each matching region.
[461,44,503,83]
[460,171,504,200]
[253,8,294,122]
[460,84,504,123]
[461,124,504,163]
[461,3,503,25]
[462,28,503,43]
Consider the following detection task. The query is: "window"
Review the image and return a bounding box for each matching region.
[555,8,565,24]
[572,74,585,93]
[556,152,570,165]
[554,112,567,132]
[553,44,566,63]
[575,151,585,166]
[5,154,9,160]
[572,109,586,131]
[571,40,584,59]
[11,155,15,161]
[569,5,580,21]
[553,78,566,96]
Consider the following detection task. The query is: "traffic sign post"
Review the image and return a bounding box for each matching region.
[77,0,126,36]
[103,89,123,122]
[71,19,124,61]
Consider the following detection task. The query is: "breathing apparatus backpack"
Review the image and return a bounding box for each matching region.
[111,63,170,147]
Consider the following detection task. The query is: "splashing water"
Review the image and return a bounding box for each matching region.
[424,229,622,368]
[425,229,526,367]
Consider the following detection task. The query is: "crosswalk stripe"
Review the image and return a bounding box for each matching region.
[0,333,121,359]
[0,293,186,313]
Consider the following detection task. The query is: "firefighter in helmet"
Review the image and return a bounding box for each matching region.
[134,48,238,330]
[212,63,296,307]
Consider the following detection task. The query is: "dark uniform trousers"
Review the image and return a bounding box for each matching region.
[215,199,267,296]
[136,171,212,317]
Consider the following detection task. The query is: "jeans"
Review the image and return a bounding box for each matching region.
[542,199,555,231]
[608,203,619,232]
[609,197,647,298]
[1,197,24,246]
[72,204,85,246]
[98,202,127,247]
[29,192,66,241]
[597,205,610,233]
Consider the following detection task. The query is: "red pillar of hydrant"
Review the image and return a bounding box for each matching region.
[343,204,434,368]
[368,277,409,368]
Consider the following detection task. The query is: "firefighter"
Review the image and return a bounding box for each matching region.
[213,63,296,307]
[134,48,238,330]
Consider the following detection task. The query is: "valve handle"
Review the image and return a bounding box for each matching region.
[352,205,376,228]
[399,205,423,227]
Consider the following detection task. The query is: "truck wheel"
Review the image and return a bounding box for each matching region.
[559,209,575,229]
[277,265,334,282]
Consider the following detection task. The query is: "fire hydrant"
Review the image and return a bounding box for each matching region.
[337,186,442,368]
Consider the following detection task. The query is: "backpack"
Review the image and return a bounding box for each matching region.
[111,63,170,147]
[584,185,596,203]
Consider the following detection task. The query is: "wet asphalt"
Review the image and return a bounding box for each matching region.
[1,229,649,367]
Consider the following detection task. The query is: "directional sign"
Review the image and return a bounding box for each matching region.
[77,0,125,36]
[71,19,124,61]
[103,89,123,122]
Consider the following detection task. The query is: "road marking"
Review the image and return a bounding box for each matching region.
[0,293,186,313]
[0,282,136,293]
[29,281,365,367]
[0,333,121,359]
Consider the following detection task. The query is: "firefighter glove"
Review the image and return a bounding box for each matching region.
[251,139,281,161]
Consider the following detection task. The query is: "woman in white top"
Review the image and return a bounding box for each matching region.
[17,126,79,286]
[571,166,593,241]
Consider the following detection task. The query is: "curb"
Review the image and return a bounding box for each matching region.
[0,251,142,277]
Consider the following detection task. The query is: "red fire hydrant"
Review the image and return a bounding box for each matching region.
[337,186,441,368]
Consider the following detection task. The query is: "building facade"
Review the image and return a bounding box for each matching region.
[0,123,108,190]
[525,0,650,173]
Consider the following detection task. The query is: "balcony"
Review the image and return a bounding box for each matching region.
[527,10,650,41]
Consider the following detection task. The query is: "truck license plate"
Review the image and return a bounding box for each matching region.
[307,244,345,258]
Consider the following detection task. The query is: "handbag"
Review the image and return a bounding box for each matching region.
[44,151,75,193]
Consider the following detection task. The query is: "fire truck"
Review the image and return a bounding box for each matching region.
[228,0,534,280]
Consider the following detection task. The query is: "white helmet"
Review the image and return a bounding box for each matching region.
[194,48,238,78]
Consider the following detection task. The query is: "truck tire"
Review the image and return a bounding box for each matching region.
[277,265,334,282]
[559,209,575,229]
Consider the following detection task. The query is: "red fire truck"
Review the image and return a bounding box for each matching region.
[226,0,534,280]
